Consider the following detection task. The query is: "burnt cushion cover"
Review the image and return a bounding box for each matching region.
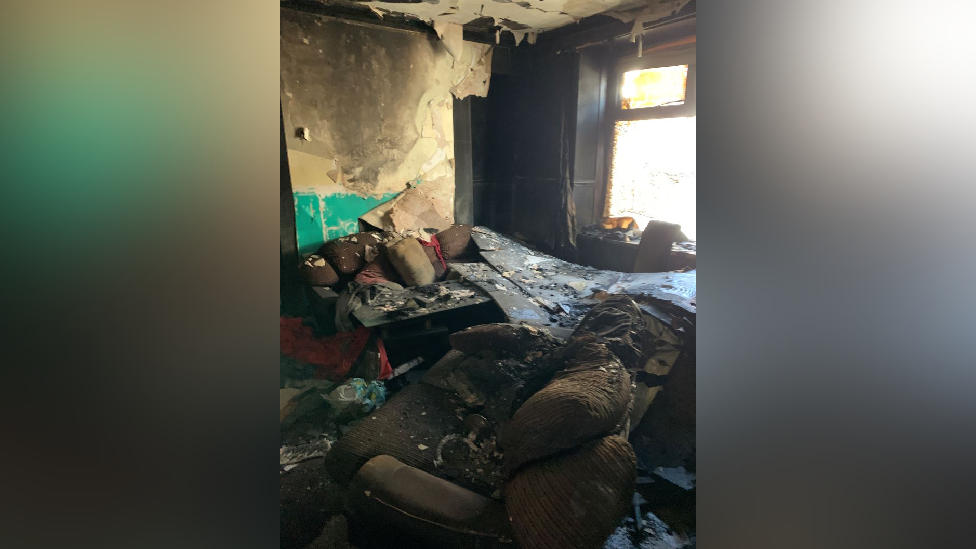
[505,436,636,549]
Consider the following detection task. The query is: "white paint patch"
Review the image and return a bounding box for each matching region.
[420,147,448,174]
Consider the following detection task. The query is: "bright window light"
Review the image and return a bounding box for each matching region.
[606,116,696,240]
[620,65,688,109]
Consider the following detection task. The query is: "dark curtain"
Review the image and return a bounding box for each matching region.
[547,52,579,263]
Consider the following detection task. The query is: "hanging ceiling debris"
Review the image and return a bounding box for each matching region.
[301,0,690,44]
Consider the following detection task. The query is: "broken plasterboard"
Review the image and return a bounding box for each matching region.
[432,21,464,62]
[450,43,492,100]
[359,180,454,233]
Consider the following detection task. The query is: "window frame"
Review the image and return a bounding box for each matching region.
[610,45,697,122]
[598,44,697,220]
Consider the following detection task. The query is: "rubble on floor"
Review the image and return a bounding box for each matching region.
[280,458,346,549]
[604,511,695,549]
[283,226,696,549]
[465,227,695,330]
[280,437,335,473]
[305,515,359,549]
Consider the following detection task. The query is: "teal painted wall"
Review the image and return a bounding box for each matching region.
[294,191,399,256]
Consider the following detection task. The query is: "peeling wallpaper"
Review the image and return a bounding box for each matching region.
[280,8,492,255]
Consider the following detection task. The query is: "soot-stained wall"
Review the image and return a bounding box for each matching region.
[280,8,492,255]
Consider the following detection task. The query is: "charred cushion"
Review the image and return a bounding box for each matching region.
[387,237,436,287]
[319,234,373,275]
[348,455,515,549]
[500,338,631,473]
[435,224,478,260]
[505,436,637,549]
[299,254,340,287]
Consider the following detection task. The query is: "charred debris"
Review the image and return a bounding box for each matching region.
[281,225,696,549]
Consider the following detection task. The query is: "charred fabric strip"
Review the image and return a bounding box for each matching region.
[500,337,631,473]
[449,323,557,356]
[422,244,447,279]
[505,436,637,549]
[569,295,646,368]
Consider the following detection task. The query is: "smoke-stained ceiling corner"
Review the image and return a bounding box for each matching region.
[299,0,691,42]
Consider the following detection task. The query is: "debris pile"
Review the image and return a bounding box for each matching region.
[283,226,697,549]
[499,297,648,549]
[299,225,479,291]
[280,377,388,447]
[369,281,482,321]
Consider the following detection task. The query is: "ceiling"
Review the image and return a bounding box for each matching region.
[308,0,691,40]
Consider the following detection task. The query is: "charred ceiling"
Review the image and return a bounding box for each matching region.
[283,0,692,45]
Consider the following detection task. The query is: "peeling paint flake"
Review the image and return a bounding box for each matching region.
[450,43,492,99]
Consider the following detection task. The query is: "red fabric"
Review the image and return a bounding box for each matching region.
[354,253,403,285]
[376,337,393,380]
[354,269,391,285]
[420,234,448,271]
[280,317,372,381]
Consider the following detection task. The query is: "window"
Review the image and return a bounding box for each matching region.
[620,65,689,109]
[605,48,696,240]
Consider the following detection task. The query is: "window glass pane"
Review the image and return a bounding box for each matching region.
[606,117,696,239]
[620,65,688,109]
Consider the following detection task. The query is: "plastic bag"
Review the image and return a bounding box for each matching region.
[322,378,386,421]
